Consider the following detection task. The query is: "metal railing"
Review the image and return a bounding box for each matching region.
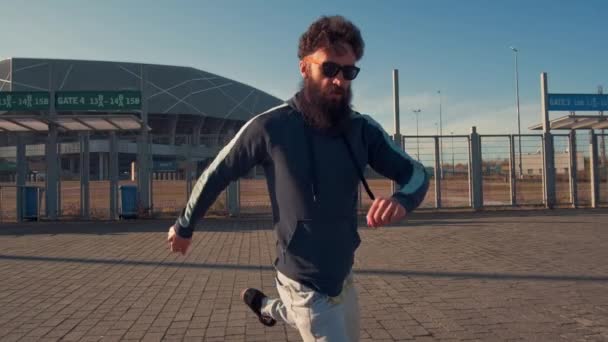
[2,130,607,222]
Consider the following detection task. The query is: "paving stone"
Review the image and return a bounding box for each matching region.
[0,210,606,341]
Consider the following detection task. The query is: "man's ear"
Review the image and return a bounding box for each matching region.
[299,60,308,79]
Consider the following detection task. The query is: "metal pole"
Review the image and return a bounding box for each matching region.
[16,134,26,222]
[438,90,443,179]
[451,132,454,176]
[80,132,90,219]
[434,136,442,208]
[469,126,483,209]
[509,134,516,206]
[393,70,401,139]
[568,130,578,208]
[392,69,402,195]
[227,181,239,217]
[185,136,193,199]
[598,86,606,183]
[109,132,118,220]
[412,109,421,161]
[511,47,523,178]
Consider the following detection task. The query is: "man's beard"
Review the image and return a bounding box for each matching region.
[299,78,352,130]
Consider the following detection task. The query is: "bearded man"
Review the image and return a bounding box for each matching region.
[167,15,429,341]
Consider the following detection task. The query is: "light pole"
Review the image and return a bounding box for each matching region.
[510,46,523,178]
[412,109,421,161]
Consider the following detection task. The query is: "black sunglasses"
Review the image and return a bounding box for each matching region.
[313,61,361,81]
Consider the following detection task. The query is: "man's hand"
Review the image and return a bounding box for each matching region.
[167,225,191,255]
[366,197,406,228]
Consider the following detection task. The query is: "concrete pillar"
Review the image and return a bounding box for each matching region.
[193,117,204,147]
[109,132,118,220]
[45,124,59,219]
[169,115,178,145]
[186,136,193,198]
[540,72,556,208]
[80,132,90,219]
[137,64,152,215]
[46,61,61,220]
[16,134,26,222]
[98,152,106,180]
[590,130,599,208]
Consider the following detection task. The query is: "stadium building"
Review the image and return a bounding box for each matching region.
[0,58,283,220]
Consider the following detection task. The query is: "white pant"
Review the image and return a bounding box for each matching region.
[261,271,360,342]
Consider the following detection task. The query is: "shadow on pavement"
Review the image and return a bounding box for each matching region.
[1,208,606,235]
[1,254,606,283]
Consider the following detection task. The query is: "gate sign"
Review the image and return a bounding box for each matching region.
[548,94,608,111]
[153,160,177,172]
[55,91,141,111]
[0,92,50,111]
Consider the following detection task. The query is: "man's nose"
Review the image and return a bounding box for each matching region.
[331,73,345,87]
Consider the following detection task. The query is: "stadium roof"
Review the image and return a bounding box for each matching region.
[0,58,283,121]
[0,115,147,132]
[529,114,608,130]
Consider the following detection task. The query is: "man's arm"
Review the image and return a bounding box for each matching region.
[173,116,270,239]
[362,115,429,226]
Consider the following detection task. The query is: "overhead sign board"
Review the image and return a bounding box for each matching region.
[55,91,141,111]
[548,94,608,111]
[0,92,50,111]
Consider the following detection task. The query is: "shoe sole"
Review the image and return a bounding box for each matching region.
[241,288,276,327]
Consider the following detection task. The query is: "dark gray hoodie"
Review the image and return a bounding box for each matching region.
[175,93,429,296]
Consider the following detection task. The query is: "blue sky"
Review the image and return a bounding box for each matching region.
[2,0,607,135]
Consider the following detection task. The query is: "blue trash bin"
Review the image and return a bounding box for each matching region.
[22,186,38,221]
[119,185,138,219]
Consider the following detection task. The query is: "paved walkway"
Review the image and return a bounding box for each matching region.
[0,209,607,341]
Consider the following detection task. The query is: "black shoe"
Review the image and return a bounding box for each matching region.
[241,288,276,327]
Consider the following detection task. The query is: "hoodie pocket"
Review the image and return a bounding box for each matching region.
[286,219,361,274]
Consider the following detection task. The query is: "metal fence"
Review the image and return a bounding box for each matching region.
[2,130,608,222]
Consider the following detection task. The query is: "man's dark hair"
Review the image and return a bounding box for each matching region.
[298,15,365,61]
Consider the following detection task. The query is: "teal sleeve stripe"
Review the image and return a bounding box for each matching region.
[178,103,287,228]
[362,114,427,195]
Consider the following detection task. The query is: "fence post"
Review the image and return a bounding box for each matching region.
[509,135,516,206]
[434,136,442,208]
[392,69,402,195]
[227,180,240,217]
[185,137,193,200]
[358,182,363,211]
[469,127,483,209]
[80,132,90,220]
[542,132,556,208]
[16,134,27,222]
[568,130,578,208]
[109,132,118,220]
[590,130,599,208]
